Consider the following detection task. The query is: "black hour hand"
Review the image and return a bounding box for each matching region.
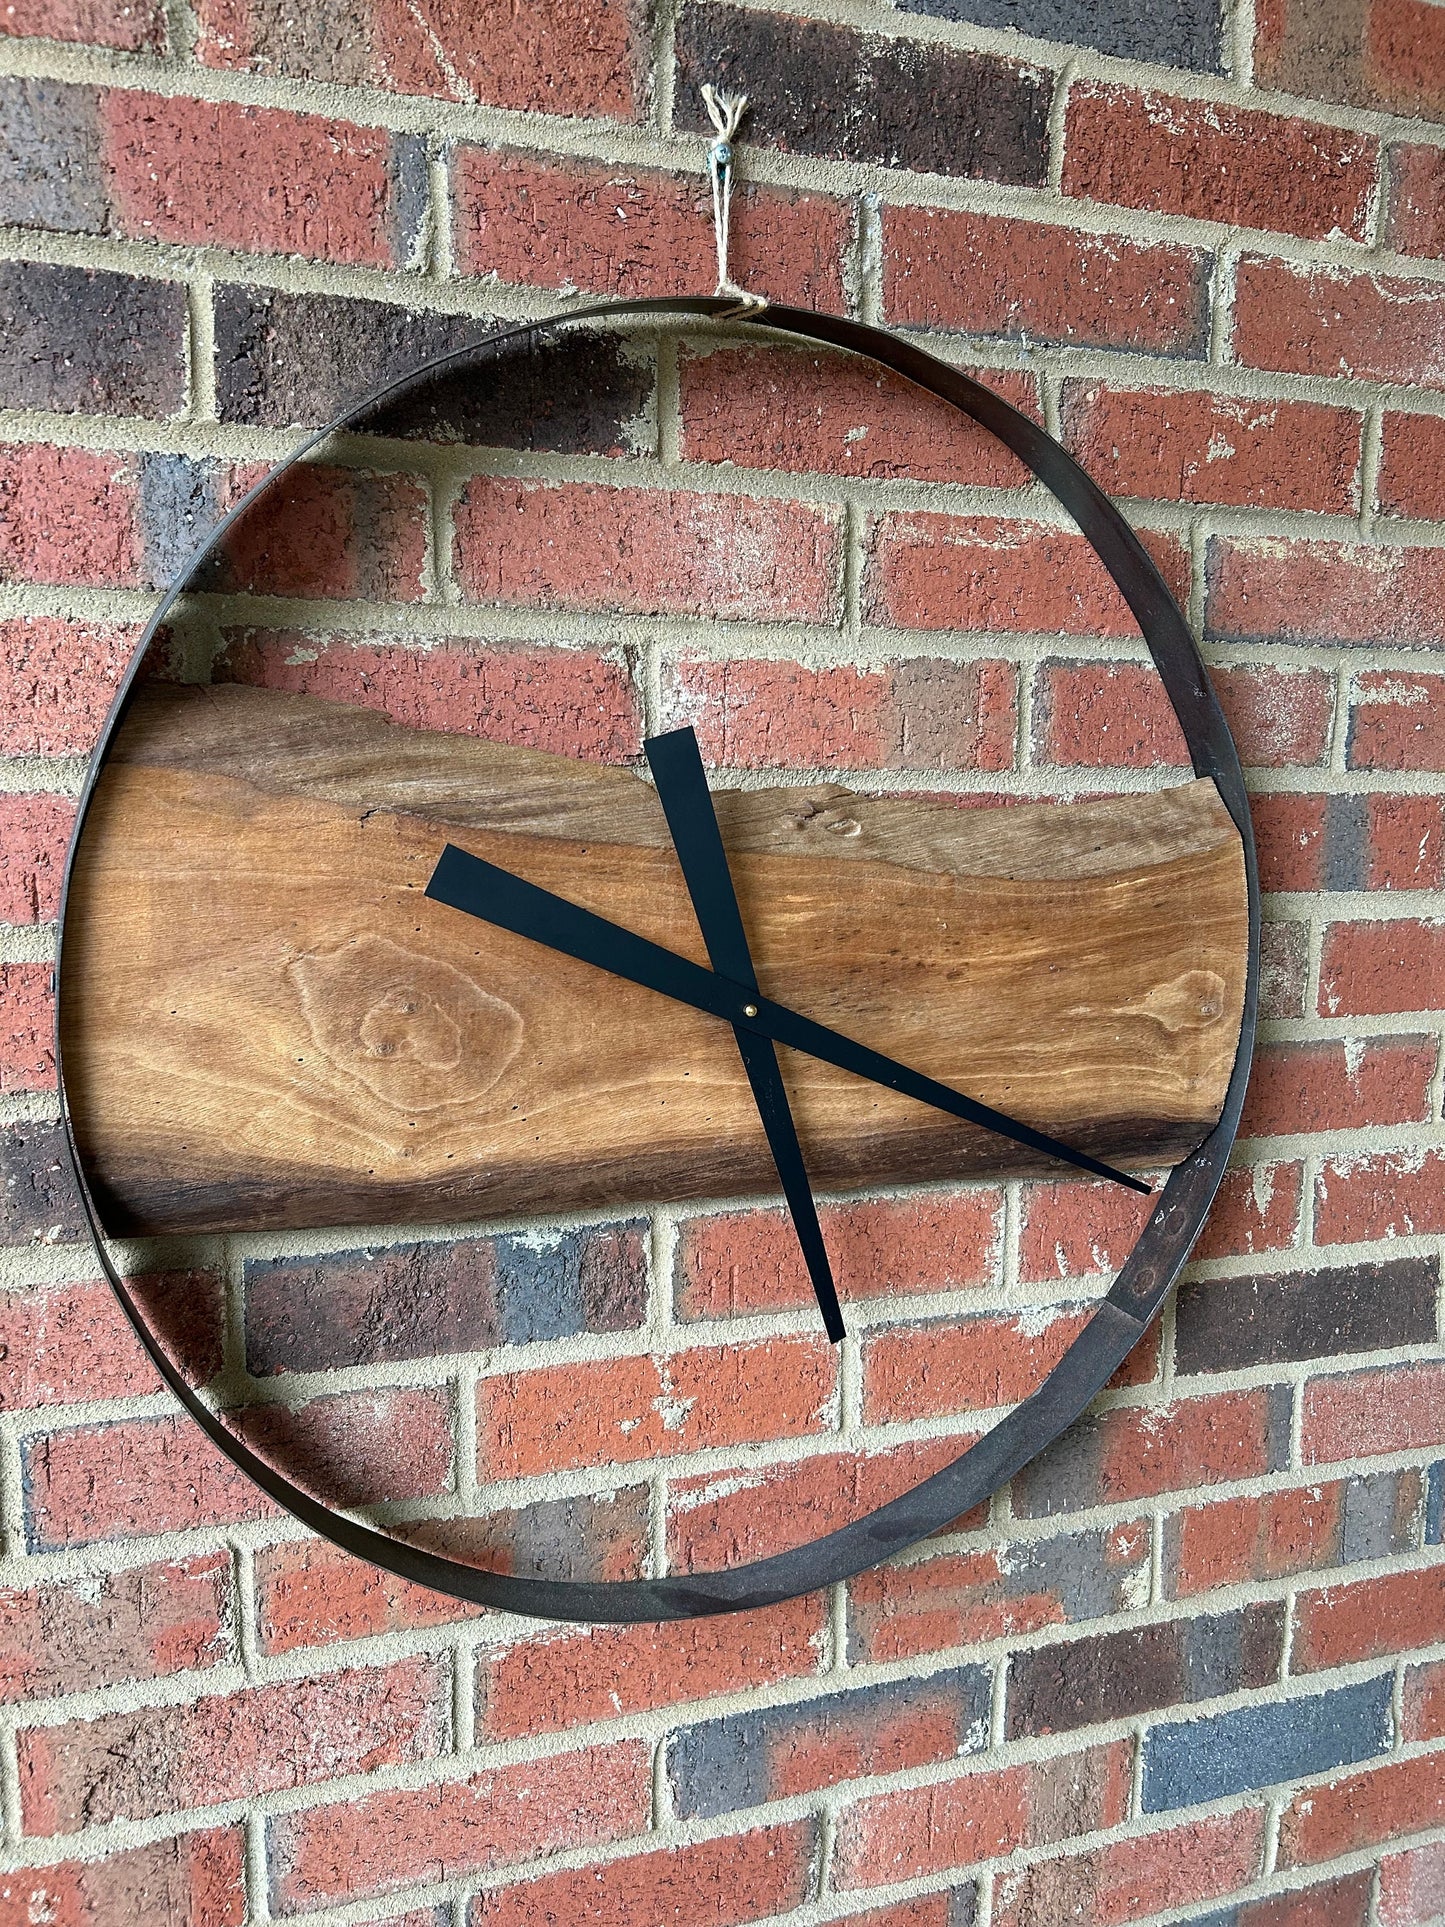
[645,727,845,1343]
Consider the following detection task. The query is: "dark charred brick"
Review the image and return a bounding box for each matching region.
[213,285,656,452]
[667,1666,990,1818]
[0,1120,84,1246]
[245,1236,502,1376]
[0,261,187,418]
[676,4,1050,186]
[1175,1256,1440,1377]
[244,1220,647,1375]
[897,0,1220,70]
[1254,0,1401,114]
[138,455,225,587]
[1006,1602,1284,1739]
[403,1486,650,1583]
[1142,1671,1392,1811]
[1342,1466,1423,1563]
[492,1222,648,1343]
[0,79,105,235]
[1321,793,1369,891]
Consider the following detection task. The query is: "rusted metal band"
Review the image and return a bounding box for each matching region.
[54,295,1260,1622]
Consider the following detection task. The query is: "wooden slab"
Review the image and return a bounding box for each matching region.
[60,683,1250,1236]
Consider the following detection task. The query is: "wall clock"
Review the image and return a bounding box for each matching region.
[54,293,1260,1624]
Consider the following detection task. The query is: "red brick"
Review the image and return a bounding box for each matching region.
[236,1386,453,1505]
[455,148,848,307]
[1315,1148,1445,1245]
[270,1741,648,1909]
[1063,382,1360,513]
[99,91,414,267]
[1034,661,1332,771]
[1381,1838,1445,1924]
[1020,1162,1299,1278]
[0,0,167,49]
[1104,1392,1281,1501]
[477,1335,835,1480]
[0,617,139,756]
[1197,1162,1306,1259]
[0,1553,230,1701]
[883,206,1209,355]
[659,655,1016,773]
[1319,918,1445,1016]
[1168,1484,1352,1597]
[1364,795,1445,890]
[1367,0,1445,118]
[821,1904,953,1927]
[0,1828,244,1927]
[1303,1361,1445,1464]
[1388,144,1445,259]
[1222,666,1338,768]
[469,1820,814,1927]
[0,794,72,924]
[455,476,840,623]
[834,1742,1131,1888]
[1239,1037,1437,1139]
[679,343,1038,489]
[1404,1660,1445,1740]
[1235,255,1445,388]
[478,1596,823,1738]
[0,1270,223,1408]
[256,1539,486,1654]
[18,1657,446,1832]
[676,1190,1003,1320]
[1033,662,1183,769]
[0,963,53,1093]
[667,1438,981,1573]
[1348,671,1445,772]
[1015,1389,1285,1520]
[871,513,1142,641]
[993,1807,1266,1927]
[195,0,641,118]
[1294,1564,1445,1672]
[1065,82,1375,241]
[218,462,428,601]
[1210,534,1445,648]
[1255,796,1329,894]
[1279,1751,1445,1866]
[23,1413,280,1549]
[848,1521,1150,1663]
[216,633,640,762]
[0,444,144,587]
[863,1307,1090,1426]
[1379,411,1445,519]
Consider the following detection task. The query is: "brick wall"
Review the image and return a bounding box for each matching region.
[1,0,1443,1923]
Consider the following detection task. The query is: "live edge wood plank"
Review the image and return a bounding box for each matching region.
[60,683,1250,1237]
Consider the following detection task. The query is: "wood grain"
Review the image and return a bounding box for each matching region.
[61,683,1249,1236]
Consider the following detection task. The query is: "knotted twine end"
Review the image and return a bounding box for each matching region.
[701,83,768,318]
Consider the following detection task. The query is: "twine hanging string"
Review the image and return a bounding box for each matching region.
[701,84,767,317]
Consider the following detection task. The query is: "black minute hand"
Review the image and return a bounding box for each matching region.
[424,845,1151,1197]
[645,727,845,1342]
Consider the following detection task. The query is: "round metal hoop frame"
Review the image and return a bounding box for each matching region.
[55,296,1261,1623]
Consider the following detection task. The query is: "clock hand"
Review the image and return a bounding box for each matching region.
[645,726,845,1343]
[425,844,1151,1196]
